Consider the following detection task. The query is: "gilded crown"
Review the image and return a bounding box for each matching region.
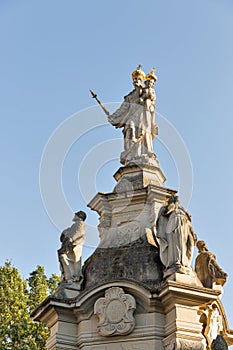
[132,65,146,81]
[145,68,157,82]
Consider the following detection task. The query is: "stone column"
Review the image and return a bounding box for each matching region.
[159,281,221,350]
[33,299,78,350]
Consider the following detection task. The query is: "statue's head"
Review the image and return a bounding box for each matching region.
[132,65,145,88]
[168,195,179,205]
[196,240,208,253]
[145,79,154,88]
[73,210,87,222]
[133,77,143,88]
[145,68,157,87]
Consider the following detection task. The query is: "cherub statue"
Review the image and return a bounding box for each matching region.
[141,68,158,136]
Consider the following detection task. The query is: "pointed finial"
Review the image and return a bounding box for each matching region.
[89,89,97,98]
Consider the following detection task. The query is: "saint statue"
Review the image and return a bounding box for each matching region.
[108,65,158,165]
[195,240,227,288]
[156,196,197,277]
[58,211,86,286]
[90,65,158,165]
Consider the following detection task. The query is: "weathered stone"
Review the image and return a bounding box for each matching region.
[211,335,228,350]
[83,234,163,291]
[166,271,203,287]
[165,339,205,350]
[113,163,166,191]
[88,181,176,250]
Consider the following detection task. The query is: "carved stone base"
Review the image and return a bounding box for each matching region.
[120,150,160,167]
[166,271,203,287]
[32,278,233,350]
[164,338,206,350]
[33,160,233,349]
[212,283,224,297]
[113,163,166,192]
[83,234,163,291]
[62,287,80,299]
[159,280,225,350]
[164,264,195,277]
[55,280,82,299]
[87,160,176,276]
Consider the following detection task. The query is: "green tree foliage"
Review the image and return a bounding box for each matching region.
[0,261,60,349]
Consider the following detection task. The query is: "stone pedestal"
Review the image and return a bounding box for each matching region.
[34,299,78,350]
[113,162,166,192]
[160,281,220,350]
[88,163,174,250]
[33,163,233,349]
[33,279,233,350]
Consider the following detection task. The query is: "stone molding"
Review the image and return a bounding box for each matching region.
[165,339,205,350]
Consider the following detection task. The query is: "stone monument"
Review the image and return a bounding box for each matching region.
[32,66,233,350]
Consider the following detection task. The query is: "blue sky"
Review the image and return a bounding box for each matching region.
[1,0,233,330]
